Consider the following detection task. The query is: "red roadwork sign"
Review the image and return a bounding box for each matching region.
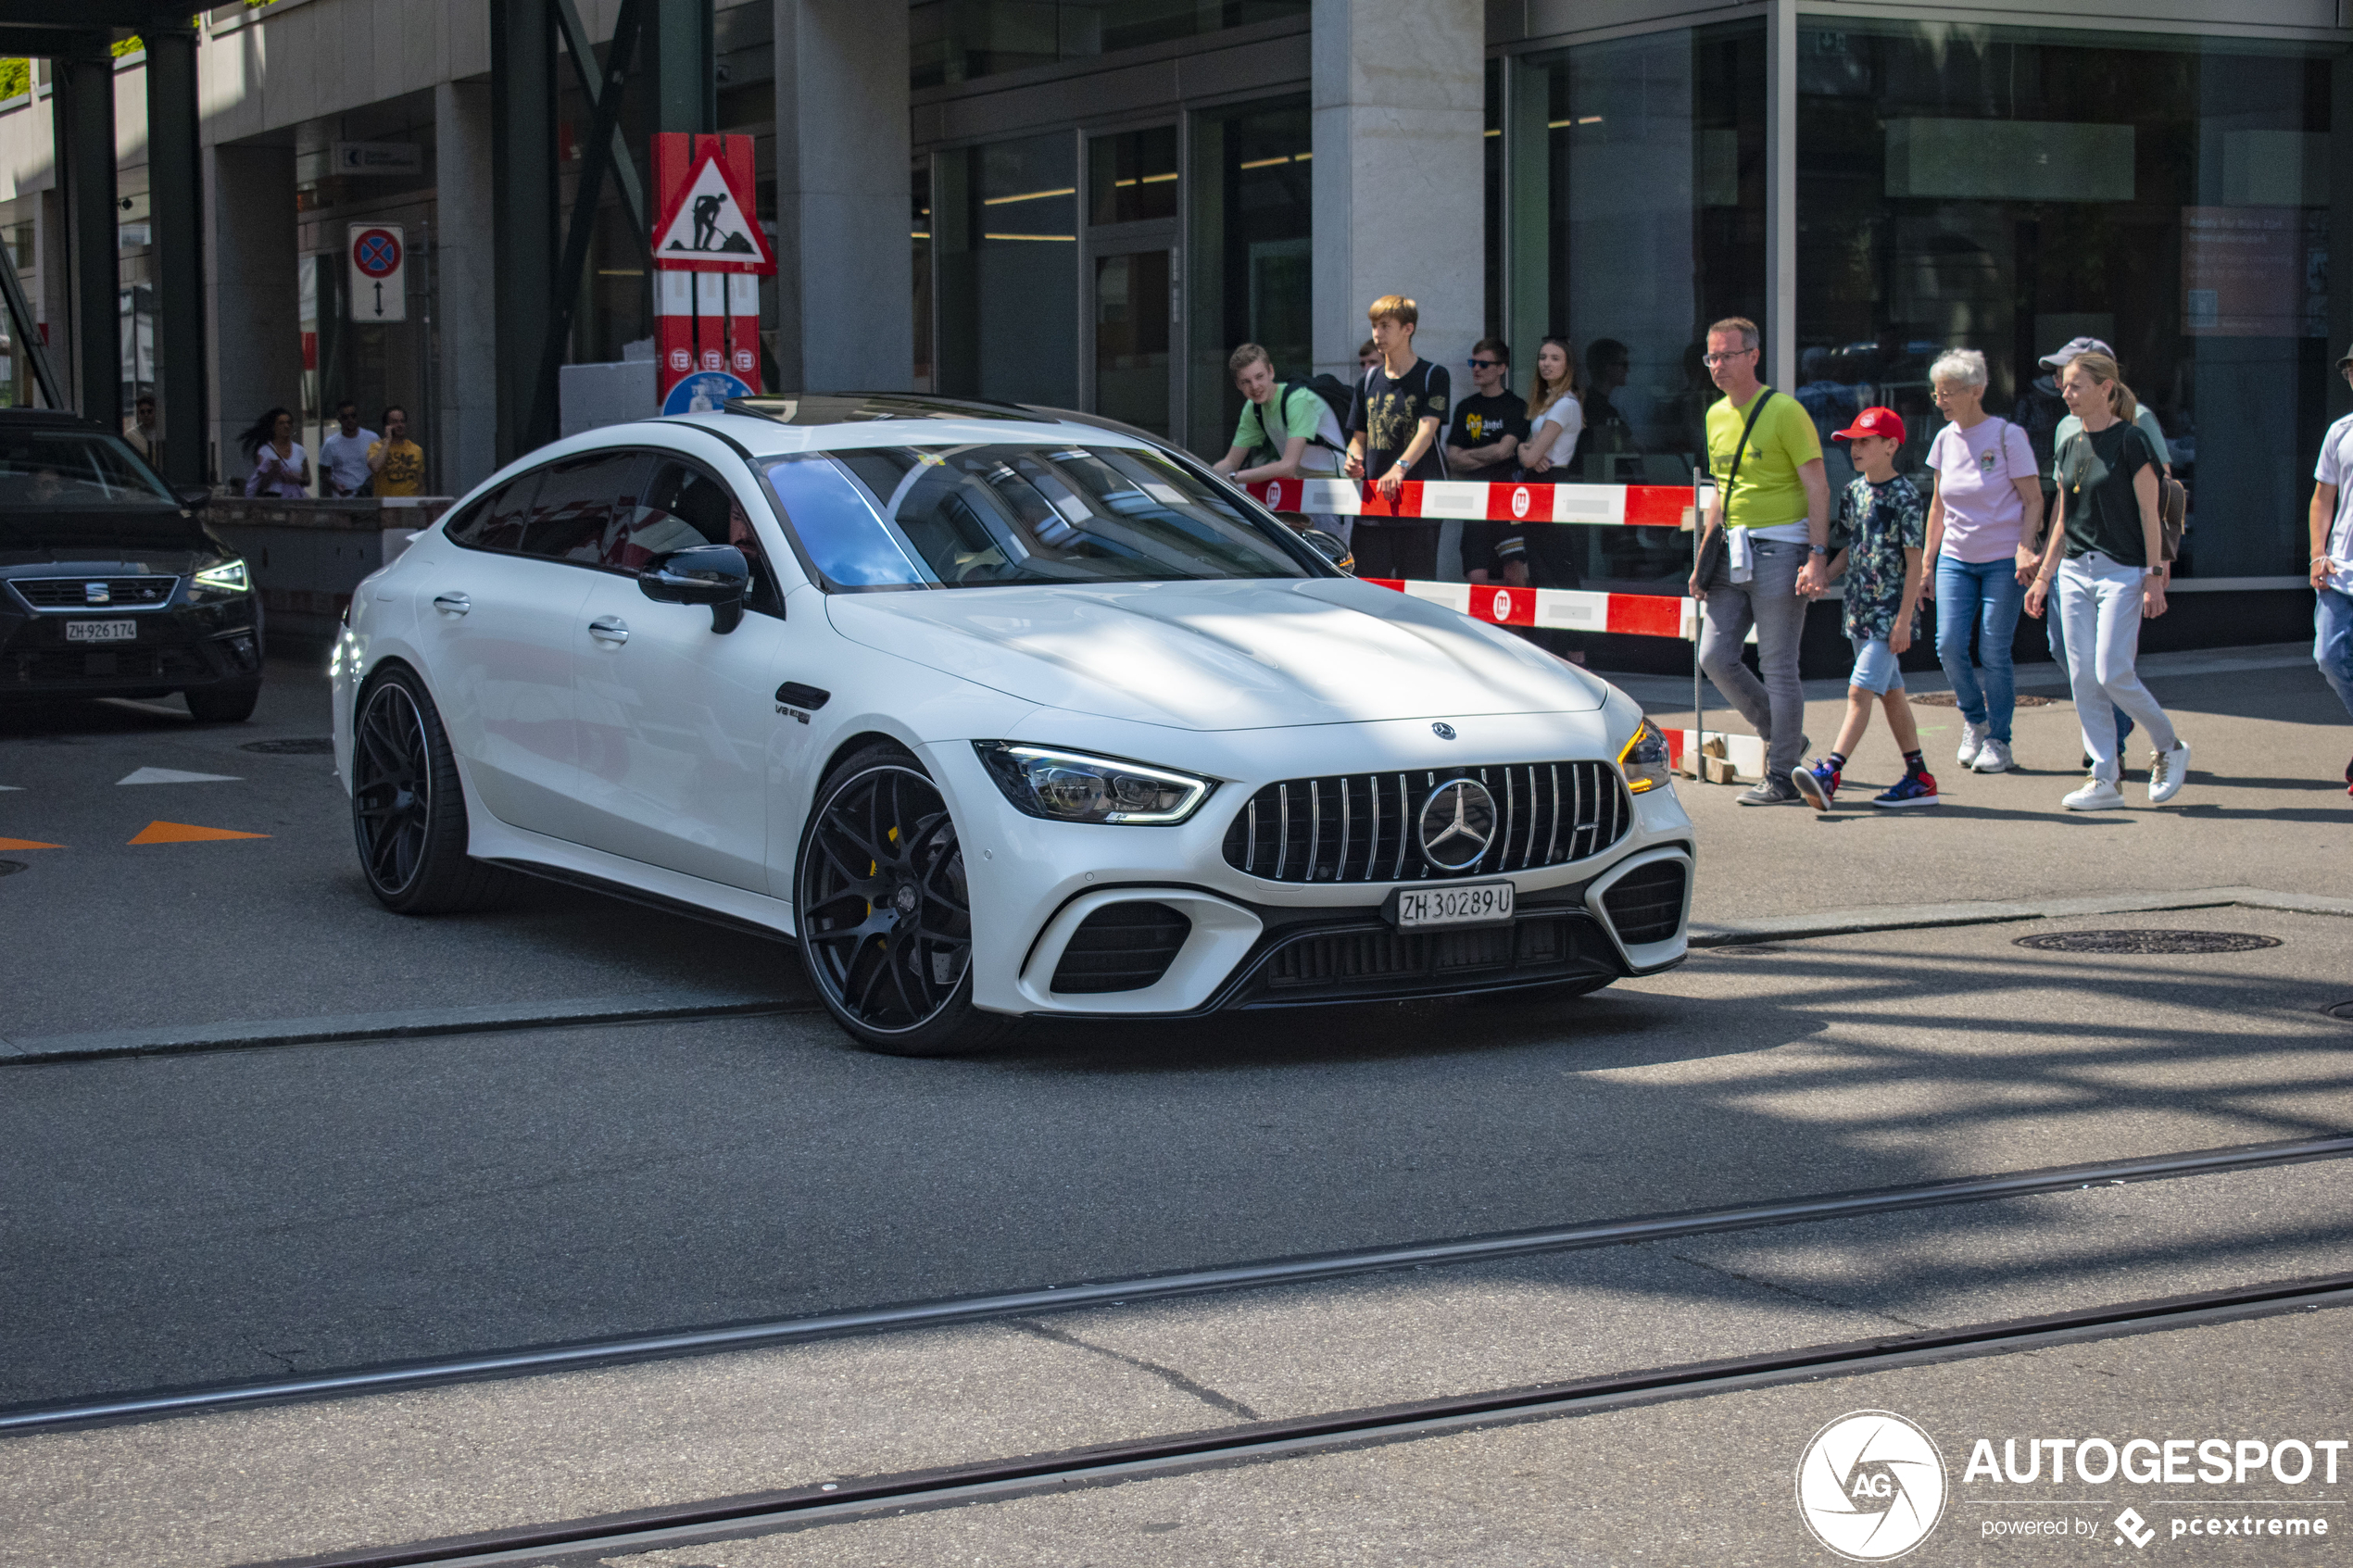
[650,133,771,404]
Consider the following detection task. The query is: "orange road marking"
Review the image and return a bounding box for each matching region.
[127,822,272,846]
[0,836,65,851]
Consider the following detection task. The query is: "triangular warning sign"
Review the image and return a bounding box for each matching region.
[128,822,271,845]
[0,836,63,850]
[651,142,775,274]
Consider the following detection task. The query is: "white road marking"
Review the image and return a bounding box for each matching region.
[116,768,242,786]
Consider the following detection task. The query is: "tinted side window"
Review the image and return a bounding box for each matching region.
[443,473,539,552]
[520,452,646,563]
[615,458,783,616]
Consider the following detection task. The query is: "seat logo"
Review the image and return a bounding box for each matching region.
[84,583,110,605]
[1417,779,1495,871]
[1796,1411,1946,1561]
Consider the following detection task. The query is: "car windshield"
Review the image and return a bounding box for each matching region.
[0,427,176,514]
[759,442,1315,591]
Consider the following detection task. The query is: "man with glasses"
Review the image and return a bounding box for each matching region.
[2307,342,2353,795]
[1450,339,1528,584]
[1687,316,1832,805]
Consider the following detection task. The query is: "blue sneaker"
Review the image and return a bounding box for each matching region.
[1792,759,1840,810]
[1873,770,1941,809]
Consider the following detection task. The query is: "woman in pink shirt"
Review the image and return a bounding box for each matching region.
[1924,349,2043,773]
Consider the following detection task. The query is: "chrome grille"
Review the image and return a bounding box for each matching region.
[11,575,178,610]
[1221,761,1632,884]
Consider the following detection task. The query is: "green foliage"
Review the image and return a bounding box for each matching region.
[0,60,29,102]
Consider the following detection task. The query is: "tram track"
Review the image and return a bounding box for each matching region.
[255,1268,2353,1568]
[9,1129,2349,1439]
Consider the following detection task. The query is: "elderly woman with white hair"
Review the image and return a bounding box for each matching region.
[1923,348,2042,773]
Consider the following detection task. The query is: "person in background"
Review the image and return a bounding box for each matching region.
[1212,343,1349,544]
[1688,316,1831,806]
[1342,295,1450,581]
[1518,336,1584,480]
[121,395,157,462]
[1793,407,1936,810]
[2304,340,2353,796]
[319,400,380,498]
[1922,348,2042,775]
[1357,339,1380,378]
[368,407,425,498]
[2024,350,2190,810]
[1579,338,1633,477]
[238,406,309,498]
[1451,338,1528,586]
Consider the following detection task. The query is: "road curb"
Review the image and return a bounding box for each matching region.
[1690,884,2353,947]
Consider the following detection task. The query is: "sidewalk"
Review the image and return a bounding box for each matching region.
[1617,644,2351,926]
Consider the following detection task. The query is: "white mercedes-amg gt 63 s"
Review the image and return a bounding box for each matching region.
[332,395,1694,1055]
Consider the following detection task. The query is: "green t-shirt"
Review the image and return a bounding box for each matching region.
[1234,386,1334,471]
[1705,387,1822,531]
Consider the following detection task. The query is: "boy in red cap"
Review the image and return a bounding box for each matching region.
[1793,407,1937,809]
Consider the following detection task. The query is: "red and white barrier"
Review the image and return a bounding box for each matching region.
[1665,728,1767,782]
[1365,577,1696,639]
[1248,477,1703,529]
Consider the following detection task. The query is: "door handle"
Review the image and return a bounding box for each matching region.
[432,591,471,615]
[587,616,630,645]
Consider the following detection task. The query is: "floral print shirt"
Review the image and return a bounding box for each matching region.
[1838,473,1927,641]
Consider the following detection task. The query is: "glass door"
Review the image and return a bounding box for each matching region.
[1087,126,1180,437]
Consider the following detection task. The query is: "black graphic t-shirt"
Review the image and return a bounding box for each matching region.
[1446,391,1529,483]
[1346,358,1453,486]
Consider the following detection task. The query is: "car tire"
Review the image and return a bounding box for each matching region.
[794,743,1013,1058]
[183,681,261,723]
[350,665,511,915]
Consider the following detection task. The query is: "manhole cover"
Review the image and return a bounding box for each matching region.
[240,737,334,755]
[2015,930,2284,955]
[0,859,24,877]
[1912,692,2056,708]
[2327,1001,2353,1024]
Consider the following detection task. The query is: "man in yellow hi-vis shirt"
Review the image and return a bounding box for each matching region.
[1686,316,1831,806]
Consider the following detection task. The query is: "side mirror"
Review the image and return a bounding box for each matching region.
[1301,528,1354,575]
[639,543,750,633]
[174,485,212,510]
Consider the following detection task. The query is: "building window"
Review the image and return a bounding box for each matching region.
[1185,96,1311,457]
[912,0,1310,91]
[1504,20,1765,589]
[933,132,1079,407]
[1797,22,2343,579]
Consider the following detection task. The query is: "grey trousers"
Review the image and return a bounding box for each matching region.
[1697,536,1812,781]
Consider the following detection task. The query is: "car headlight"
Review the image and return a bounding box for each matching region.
[191,558,251,596]
[975,742,1214,825]
[1617,718,1672,796]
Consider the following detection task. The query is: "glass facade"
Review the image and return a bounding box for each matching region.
[1185,97,1312,458]
[912,0,1310,90]
[933,133,1080,407]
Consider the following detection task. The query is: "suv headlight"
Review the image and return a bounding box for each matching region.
[1617,718,1672,796]
[975,743,1214,825]
[191,558,251,596]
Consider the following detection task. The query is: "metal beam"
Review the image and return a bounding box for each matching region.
[0,219,65,409]
[0,1,159,27]
[145,23,206,483]
[643,0,715,134]
[530,0,643,443]
[491,0,559,462]
[53,34,120,429]
[550,0,647,237]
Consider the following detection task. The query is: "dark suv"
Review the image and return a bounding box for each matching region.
[0,409,263,721]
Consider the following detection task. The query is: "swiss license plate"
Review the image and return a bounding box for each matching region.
[1392,881,1516,931]
[65,620,137,644]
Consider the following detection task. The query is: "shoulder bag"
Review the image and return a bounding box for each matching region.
[1692,386,1777,586]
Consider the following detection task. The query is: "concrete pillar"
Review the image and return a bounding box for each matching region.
[491,0,557,463]
[435,80,498,495]
[53,37,120,429]
[1764,0,1797,391]
[146,26,208,487]
[772,0,912,392]
[1309,0,1483,383]
[204,141,299,491]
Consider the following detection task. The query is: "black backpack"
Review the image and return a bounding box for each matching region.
[1264,378,1351,459]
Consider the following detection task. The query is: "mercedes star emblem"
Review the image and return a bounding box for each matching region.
[1418,779,1497,872]
[1431,721,1457,740]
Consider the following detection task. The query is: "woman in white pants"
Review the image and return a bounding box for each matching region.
[2022,351,2190,809]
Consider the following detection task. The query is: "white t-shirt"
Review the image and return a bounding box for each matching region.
[320,428,379,496]
[1527,393,1584,469]
[2313,412,2353,594]
[1927,416,2037,562]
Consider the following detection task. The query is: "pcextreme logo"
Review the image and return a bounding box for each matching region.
[1798,1410,1950,1560]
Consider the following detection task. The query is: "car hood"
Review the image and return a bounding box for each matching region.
[825,578,1608,731]
[0,512,217,572]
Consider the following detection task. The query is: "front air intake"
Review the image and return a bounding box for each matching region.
[1601,860,1687,947]
[1051,902,1192,994]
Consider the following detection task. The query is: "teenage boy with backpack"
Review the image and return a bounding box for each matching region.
[1344,294,1452,581]
[1213,343,1352,542]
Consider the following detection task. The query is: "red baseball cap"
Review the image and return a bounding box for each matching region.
[1832,406,1906,444]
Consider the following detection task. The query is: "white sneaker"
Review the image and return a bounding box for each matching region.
[1957,720,1989,769]
[2147,742,2190,805]
[1972,737,2013,774]
[2063,773,2126,811]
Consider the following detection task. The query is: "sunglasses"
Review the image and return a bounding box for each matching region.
[1467,358,1504,370]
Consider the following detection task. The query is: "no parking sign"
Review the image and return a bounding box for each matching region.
[348,224,407,323]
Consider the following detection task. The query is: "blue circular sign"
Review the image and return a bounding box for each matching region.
[353,228,401,278]
[661,370,752,417]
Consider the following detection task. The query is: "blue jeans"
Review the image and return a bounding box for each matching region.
[2320,585,2353,721]
[1933,556,2024,743]
[2047,586,2133,755]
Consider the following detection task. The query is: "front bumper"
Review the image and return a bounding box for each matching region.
[0,594,263,698]
[925,711,1695,1020]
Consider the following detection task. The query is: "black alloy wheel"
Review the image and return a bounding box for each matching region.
[350,667,510,914]
[795,746,1010,1056]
